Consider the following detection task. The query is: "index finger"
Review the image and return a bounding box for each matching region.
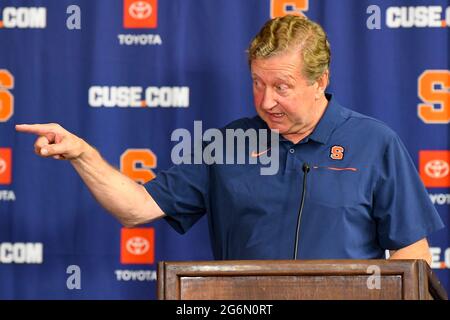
[15,124,57,135]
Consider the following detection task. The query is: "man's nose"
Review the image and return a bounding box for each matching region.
[260,88,277,110]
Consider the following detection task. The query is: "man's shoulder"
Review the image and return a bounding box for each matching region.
[337,104,398,142]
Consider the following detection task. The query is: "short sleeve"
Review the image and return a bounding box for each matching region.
[373,134,444,250]
[144,162,208,234]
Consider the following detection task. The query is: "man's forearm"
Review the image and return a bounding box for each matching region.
[15,123,165,226]
[70,142,164,226]
[389,238,432,266]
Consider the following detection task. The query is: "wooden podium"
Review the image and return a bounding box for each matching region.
[157,260,447,300]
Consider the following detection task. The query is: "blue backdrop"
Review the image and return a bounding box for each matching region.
[0,0,449,299]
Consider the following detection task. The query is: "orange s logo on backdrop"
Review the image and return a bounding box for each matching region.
[271,0,309,18]
[0,69,14,122]
[418,70,450,124]
[120,149,157,184]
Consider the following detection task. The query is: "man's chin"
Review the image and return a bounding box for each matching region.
[265,121,287,134]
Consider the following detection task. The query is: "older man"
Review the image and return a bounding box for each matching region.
[16,15,443,264]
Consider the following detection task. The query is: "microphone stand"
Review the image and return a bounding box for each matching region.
[293,163,310,260]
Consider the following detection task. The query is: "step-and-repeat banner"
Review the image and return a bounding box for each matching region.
[0,0,449,299]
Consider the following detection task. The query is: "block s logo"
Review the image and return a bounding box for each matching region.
[271,0,309,18]
[330,145,344,160]
[0,70,14,122]
[120,149,157,184]
[418,70,450,124]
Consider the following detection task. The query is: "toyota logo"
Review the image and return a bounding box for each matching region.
[129,1,152,20]
[0,158,6,175]
[425,159,449,179]
[126,236,150,255]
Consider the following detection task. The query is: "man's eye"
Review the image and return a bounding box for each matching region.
[253,80,262,88]
[276,84,288,91]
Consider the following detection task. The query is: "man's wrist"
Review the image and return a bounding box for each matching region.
[71,139,97,163]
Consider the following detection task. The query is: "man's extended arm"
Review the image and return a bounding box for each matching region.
[15,123,165,227]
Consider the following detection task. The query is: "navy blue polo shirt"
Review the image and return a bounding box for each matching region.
[145,94,444,260]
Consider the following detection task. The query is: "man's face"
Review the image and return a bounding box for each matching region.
[251,50,322,137]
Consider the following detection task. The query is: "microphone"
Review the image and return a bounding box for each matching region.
[293,163,310,259]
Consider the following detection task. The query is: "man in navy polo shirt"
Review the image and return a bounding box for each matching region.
[17,15,443,264]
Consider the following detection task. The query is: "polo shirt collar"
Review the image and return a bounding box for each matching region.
[306,93,343,145]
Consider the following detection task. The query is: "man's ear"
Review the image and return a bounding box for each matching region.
[318,70,329,92]
[315,70,329,99]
